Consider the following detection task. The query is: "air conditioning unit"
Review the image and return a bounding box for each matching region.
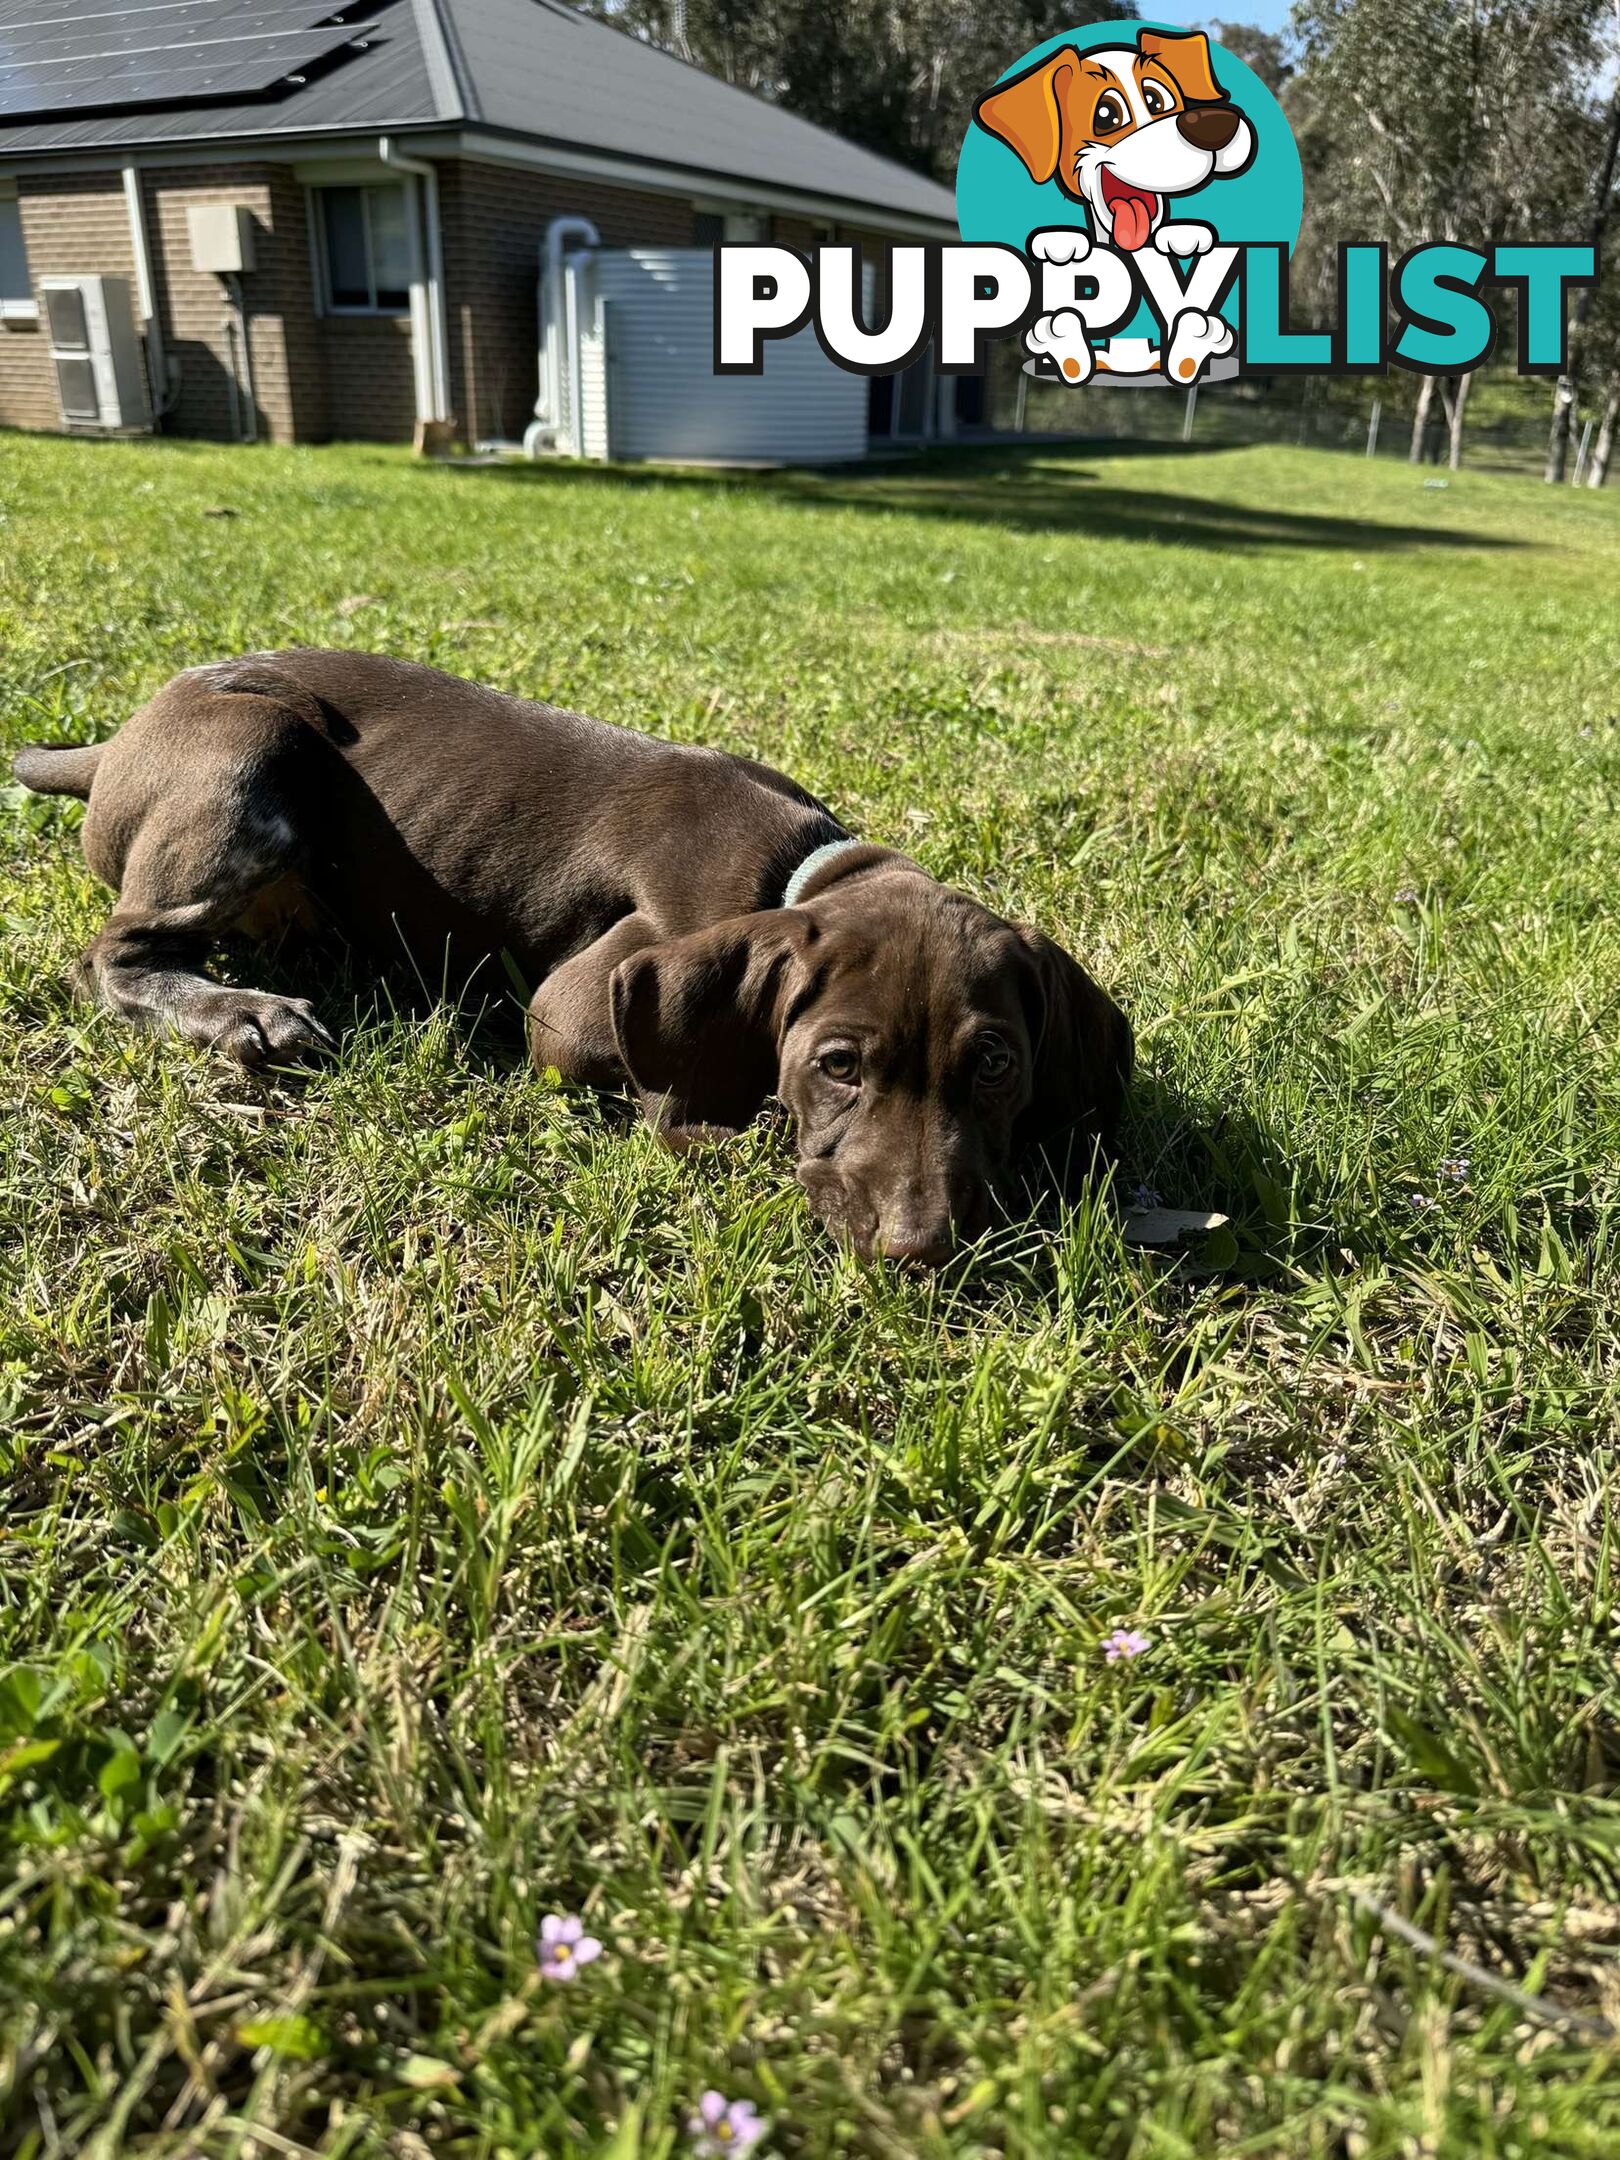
[40,275,151,432]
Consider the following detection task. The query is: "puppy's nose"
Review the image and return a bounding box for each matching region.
[1177,105,1239,150]
[875,1221,955,1268]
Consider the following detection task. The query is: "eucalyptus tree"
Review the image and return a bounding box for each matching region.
[1292,0,1606,468]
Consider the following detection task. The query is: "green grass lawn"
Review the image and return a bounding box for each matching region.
[2,433,1618,2159]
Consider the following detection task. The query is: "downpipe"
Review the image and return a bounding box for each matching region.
[525,215,598,457]
[122,163,180,422]
[379,137,451,425]
[223,272,256,442]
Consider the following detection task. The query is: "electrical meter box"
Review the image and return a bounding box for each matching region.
[187,203,256,275]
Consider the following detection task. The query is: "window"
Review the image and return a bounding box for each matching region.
[0,184,34,322]
[316,182,412,312]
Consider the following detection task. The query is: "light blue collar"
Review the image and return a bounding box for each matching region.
[782,835,863,908]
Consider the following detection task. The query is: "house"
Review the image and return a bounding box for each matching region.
[0,0,963,460]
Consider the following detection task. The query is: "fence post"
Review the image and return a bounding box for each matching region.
[1366,398,1381,458]
[1014,364,1028,435]
[1182,384,1197,443]
[1573,417,1594,486]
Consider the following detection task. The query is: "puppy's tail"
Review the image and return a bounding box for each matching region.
[12,740,103,798]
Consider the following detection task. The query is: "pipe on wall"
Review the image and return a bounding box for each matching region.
[525,214,599,458]
[121,162,178,422]
[227,273,257,441]
[379,136,451,424]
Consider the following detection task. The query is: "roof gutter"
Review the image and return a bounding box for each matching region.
[379,135,451,425]
[453,127,959,241]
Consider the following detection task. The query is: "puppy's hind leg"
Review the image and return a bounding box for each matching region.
[78,714,333,1069]
[82,891,333,1068]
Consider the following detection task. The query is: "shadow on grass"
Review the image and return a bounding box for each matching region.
[222,929,534,1082]
[1003,1061,1313,1297]
[460,439,1524,555]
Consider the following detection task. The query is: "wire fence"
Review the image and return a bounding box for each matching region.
[981,360,1598,482]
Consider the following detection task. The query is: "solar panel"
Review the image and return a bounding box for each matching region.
[0,4,351,66]
[0,2,379,118]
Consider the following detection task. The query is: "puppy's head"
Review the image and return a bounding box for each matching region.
[975,32,1253,251]
[610,855,1132,1265]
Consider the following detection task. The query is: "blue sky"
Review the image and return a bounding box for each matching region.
[1146,3,1295,33]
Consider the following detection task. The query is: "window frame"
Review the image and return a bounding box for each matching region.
[312,181,413,317]
[0,183,37,325]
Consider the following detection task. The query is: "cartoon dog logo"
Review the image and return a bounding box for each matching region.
[974,30,1255,385]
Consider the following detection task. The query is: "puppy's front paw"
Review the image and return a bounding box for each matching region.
[1030,226,1092,265]
[1025,308,1094,384]
[207,991,334,1069]
[1163,308,1233,384]
[1154,222,1216,259]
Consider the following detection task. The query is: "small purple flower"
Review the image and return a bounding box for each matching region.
[1438,1156,1470,1183]
[1102,1627,1150,1663]
[1131,1182,1163,1211]
[1394,886,1420,907]
[689,2093,766,2155]
[537,1913,602,1982]
[1409,1193,1437,1214]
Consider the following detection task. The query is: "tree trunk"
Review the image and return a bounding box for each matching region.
[1410,374,1436,464]
[1547,80,1620,483]
[1588,374,1620,487]
[1447,370,1473,470]
[1547,377,1581,487]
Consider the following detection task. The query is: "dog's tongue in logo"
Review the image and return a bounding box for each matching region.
[971,30,1257,263]
[1101,170,1157,252]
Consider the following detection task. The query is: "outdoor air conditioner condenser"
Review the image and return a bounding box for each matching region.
[41,275,151,432]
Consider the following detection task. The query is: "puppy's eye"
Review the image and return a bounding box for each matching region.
[1142,78,1172,115]
[1093,92,1128,133]
[818,1045,861,1084]
[974,1034,1014,1084]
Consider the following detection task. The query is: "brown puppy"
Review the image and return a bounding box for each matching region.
[15,650,1130,1263]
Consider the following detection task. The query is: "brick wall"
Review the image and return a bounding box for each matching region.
[0,173,137,433]
[0,152,914,449]
[439,157,696,444]
[322,314,417,440]
[0,159,416,444]
[143,164,296,443]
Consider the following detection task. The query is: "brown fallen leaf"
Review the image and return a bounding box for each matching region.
[335,594,382,616]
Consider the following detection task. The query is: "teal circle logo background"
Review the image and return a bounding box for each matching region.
[955,22,1304,345]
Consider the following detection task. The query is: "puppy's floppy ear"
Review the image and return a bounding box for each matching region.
[1138,28,1226,105]
[1016,927,1134,1173]
[974,46,1082,186]
[610,912,811,1142]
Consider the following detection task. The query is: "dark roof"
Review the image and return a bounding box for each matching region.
[0,0,957,227]
[0,1,441,151]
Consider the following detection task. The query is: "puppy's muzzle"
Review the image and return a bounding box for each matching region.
[1177,105,1240,151]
